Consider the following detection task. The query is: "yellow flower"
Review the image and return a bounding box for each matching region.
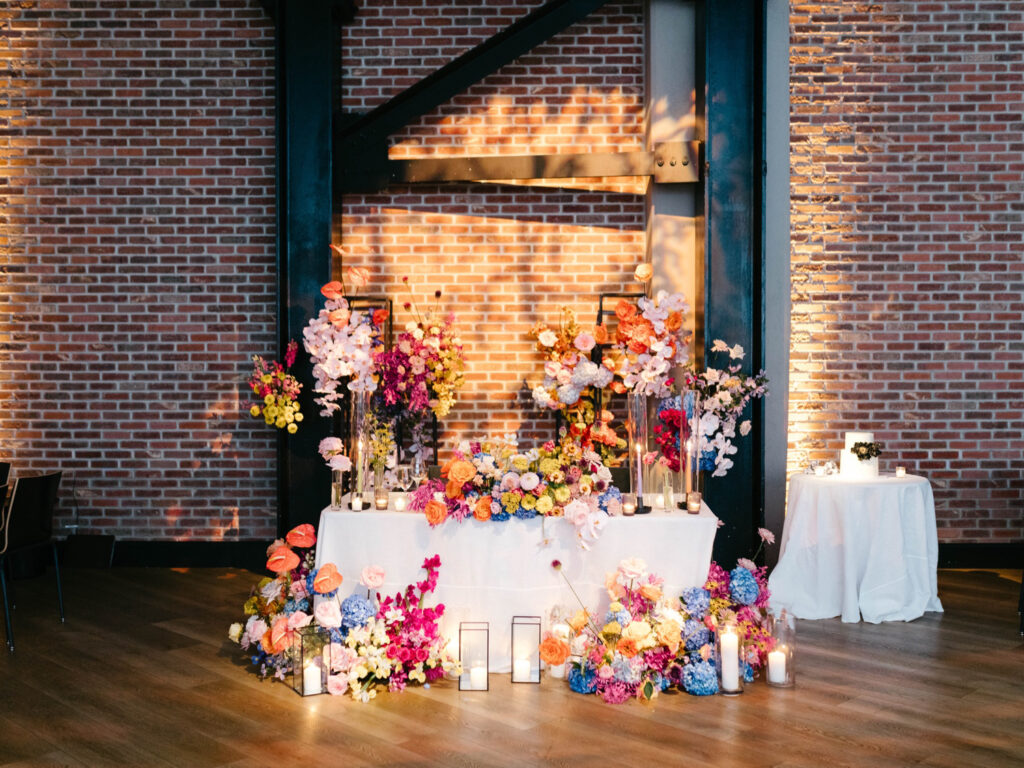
[520,494,536,510]
[285,411,295,424]
[621,620,653,648]
[294,412,304,422]
[287,423,298,434]
[275,417,287,429]
[609,601,624,612]
[261,374,272,384]
[512,456,529,472]
[263,394,274,405]
[579,477,593,494]
[549,470,565,484]
[538,458,559,476]
[553,486,570,504]
[601,621,622,637]
[535,496,554,515]
[249,405,261,417]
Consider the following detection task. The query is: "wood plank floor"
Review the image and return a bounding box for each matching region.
[0,566,1021,768]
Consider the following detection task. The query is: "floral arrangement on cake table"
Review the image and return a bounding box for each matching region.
[248,339,303,433]
[302,267,389,416]
[553,549,773,703]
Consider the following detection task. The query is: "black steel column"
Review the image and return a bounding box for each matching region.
[702,0,766,565]
[275,0,336,535]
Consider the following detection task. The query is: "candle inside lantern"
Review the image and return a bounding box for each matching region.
[767,649,787,685]
[469,663,487,690]
[512,658,531,683]
[720,628,740,692]
[623,502,636,516]
[302,659,322,696]
[394,495,407,511]
[896,466,906,478]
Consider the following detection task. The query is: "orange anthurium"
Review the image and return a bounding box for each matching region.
[266,546,299,573]
[372,308,389,326]
[329,244,346,258]
[321,281,344,301]
[269,615,293,654]
[285,523,316,549]
[313,562,343,594]
[347,266,370,287]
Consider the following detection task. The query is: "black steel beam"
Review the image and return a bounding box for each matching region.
[702,0,766,566]
[339,0,614,150]
[276,0,337,536]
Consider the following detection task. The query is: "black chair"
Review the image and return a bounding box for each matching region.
[0,472,64,652]
[0,462,9,487]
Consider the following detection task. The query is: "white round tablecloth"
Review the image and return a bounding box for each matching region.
[316,496,718,671]
[769,473,943,623]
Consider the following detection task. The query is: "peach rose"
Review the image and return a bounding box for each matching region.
[313,563,343,594]
[266,546,299,573]
[445,479,464,499]
[665,311,683,333]
[634,263,654,282]
[360,565,386,589]
[615,299,637,321]
[593,324,609,345]
[640,584,663,602]
[448,460,476,486]
[473,496,493,521]
[424,499,447,527]
[286,523,316,549]
[539,636,570,666]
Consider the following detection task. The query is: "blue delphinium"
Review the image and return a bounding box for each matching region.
[568,664,598,694]
[340,593,375,630]
[683,660,719,696]
[729,566,760,605]
[681,586,711,619]
[683,618,710,652]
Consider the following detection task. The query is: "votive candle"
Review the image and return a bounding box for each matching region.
[767,649,787,685]
[896,466,906,478]
[623,502,636,517]
[394,496,408,511]
[351,497,364,511]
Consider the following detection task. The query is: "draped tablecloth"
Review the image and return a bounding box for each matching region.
[316,496,718,671]
[769,473,943,623]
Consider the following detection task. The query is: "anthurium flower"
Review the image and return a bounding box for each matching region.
[347,266,370,287]
[321,280,344,300]
[266,546,299,573]
[313,563,343,594]
[285,523,316,549]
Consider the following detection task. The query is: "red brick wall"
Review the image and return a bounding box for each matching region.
[788,2,1024,543]
[338,0,648,449]
[0,1,278,540]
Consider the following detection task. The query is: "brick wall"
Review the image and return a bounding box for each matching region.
[788,1,1024,542]
[338,0,648,449]
[0,1,278,540]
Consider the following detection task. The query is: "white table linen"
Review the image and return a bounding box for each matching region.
[769,473,943,623]
[316,496,718,671]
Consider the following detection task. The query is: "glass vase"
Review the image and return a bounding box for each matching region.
[766,609,796,688]
[350,388,371,509]
[715,618,745,696]
[373,464,389,510]
[626,392,649,513]
[330,469,345,511]
[683,391,702,513]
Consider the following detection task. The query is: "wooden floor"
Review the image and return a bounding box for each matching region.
[0,567,1021,768]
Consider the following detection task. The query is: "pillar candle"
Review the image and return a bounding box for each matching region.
[512,658,531,682]
[469,664,487,690]
[720,630,740,691]
[767,649,787,685]
[394,496,407,511]
[302,660,322,696]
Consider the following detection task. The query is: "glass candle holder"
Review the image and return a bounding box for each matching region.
[715,619,745,695]
[766,609,796,688]
[330,469,345,510]
[510,616,541,684]
[290,624,331,696]
[458,622,489,691]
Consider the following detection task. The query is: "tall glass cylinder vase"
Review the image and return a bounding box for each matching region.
[766,609,796,687]
[683,392,702,513]
[373,464,388,510]
[350,388,372,510]
[330,469,345,510]
[626,392,648,513]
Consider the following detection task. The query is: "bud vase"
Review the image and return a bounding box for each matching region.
[330,469,344,510]
[626,392,649,513]
[351,388,371,510]
[373,465,389,510]
[683,391,702,513]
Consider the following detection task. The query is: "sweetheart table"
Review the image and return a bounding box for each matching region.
[316,495,718,671]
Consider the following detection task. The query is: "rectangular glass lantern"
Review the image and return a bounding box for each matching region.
[511,616,541,684]
[766,609,796,688]
[458,622,489,691]
[715,619,745,696]
[290,624,331,696]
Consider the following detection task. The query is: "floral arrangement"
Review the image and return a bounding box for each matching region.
[529,306,615,425]
[248,340,303,433]
[367,411,396,473]
[608,291,690,398]
[850,441,882,461]
[554,532,776,703]
[318,554,458,701]
[303,265,389,416]
[677,340,769,477]
[318,436,353,472]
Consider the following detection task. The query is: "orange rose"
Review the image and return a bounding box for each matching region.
[593,324,609,345]
[616,636,641,659]
[285,523,316,549]
[320,280,344,301]
[539,636,570,666]
[474,496,492,521]
[313,562,343,594]
[445,479,464,499]
[640,584,663,602]
[266,546,299,573]
[665,311,683,333]
[615,299,637,321]
[656,619,682,654]
[424,499,448,527]
[440,459,454,478]
[448,460,476,486]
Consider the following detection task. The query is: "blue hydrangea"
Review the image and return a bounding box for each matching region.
[681,587,711,619]
[283,598,309,614]
[604,608,631,628]
[683,660,719,696]
[744,663,754,683]
[729,567,760,606]
[683,619,710,652]
[568,665,598,694]
[611,654,641,684]
[598,485,622,513]
[340,593,375,630]
[490,509,511,522]
[513,504,537,520]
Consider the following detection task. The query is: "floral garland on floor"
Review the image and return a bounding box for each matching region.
[229,528,457,701]
[553,549,773,703]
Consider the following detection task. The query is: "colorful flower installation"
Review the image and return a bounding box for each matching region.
[248,340,303,433]
[608,291,691,399]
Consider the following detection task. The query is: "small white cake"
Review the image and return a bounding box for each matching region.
[840,431,878,479]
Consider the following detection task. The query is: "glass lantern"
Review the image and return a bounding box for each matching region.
[715,619,745,696]
[350,389,372,510]
[626,392,649,513]
[766,609,796,688]
[458,622,489,691]
[290,624,331,696]
[683,391,702,514]
[511,616,541,684]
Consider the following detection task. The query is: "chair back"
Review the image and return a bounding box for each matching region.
[0,462,9,487]
[3,472,62,556]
